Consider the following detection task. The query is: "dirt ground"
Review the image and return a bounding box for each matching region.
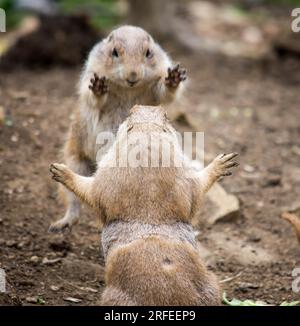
[0,39,300,305]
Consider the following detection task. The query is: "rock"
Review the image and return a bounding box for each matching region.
[11,134,19,143]
[243,164,255,173]
[202,183,240,225]
[25,297,37,304]
[50,285,60,292]
[29,256,39,264]
[42,257,62,265]
[16,241,26,249]
[292,146,300,157]
[5,240,18,248]
[63,297,82,303]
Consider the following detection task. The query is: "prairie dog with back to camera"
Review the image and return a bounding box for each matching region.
[49,25,187,232]
[50,105,239,305]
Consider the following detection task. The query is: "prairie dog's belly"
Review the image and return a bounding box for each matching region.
[83,107,129,161]
[82,90,159,161]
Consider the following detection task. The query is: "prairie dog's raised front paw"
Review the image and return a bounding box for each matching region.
[50,163,71,185]
[89,73,109,96]
[211,153,239,178]
[165,63,187,89]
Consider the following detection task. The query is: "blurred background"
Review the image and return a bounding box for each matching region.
[1,0,300,68]
[0,0,300,306]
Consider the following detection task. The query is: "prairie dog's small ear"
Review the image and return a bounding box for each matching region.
[127,122,134,132]
[163,111,169,122]
[107,33,114,42]
[147,34,155,43]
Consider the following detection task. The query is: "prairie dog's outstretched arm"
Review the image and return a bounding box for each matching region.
[189,153,238,219]
[196,153,238,194]
[50,163,96,210]
[153,63,187,104]
[78,42,109,110]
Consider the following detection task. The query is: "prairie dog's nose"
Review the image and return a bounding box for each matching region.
[128,71,138,82]
[126,71,139,87]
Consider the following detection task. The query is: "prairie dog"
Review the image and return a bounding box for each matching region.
[49,25,187,232]
[50,105,239,306]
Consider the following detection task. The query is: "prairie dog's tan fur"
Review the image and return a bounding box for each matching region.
[49,26,187,232]
[50,105,239,306]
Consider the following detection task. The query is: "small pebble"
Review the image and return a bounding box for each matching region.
[50,285,60,292]
[64,297,82,303]
[243,164,255,173]
[30,256,39,263]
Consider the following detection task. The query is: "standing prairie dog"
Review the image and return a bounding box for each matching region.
[49,25,187,233]
[50,105,238,306]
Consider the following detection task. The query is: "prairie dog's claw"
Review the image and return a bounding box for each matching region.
[212,153,239,178]
[165,63,187,88]
[89,73,109,96]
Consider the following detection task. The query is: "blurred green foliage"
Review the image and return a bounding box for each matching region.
[0,0,26,28]
[266,0,300,5]
[0,0,120,30]
[59,0,120,30]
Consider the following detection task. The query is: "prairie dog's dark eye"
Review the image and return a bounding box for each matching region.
[145,49,153,59]
[112,48,119,57]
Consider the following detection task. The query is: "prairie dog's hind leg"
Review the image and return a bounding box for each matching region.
[48,158,94,233]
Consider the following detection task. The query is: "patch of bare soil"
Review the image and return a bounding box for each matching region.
[0,46,300,305]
